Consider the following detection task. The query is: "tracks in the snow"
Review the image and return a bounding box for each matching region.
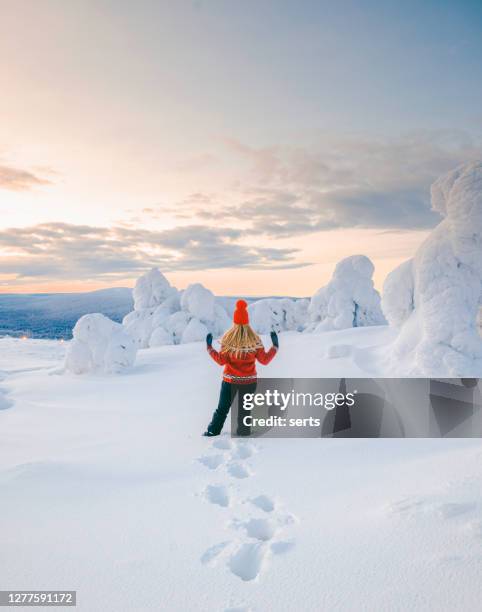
[197,436,297,588]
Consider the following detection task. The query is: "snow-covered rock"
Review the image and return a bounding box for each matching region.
[248,298,309,333]
[306,255,385,332]
[382,161,482,376]
[65,313,137,374]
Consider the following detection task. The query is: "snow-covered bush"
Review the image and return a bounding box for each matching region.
[306,255,385,332]
[382,161,482,376]
[65,313,137,374]
[248,298,309,333]
[122,270,231,346]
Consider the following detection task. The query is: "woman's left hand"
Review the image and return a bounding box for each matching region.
[270,331,279,348]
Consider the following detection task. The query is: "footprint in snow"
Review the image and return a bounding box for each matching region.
[200,435,297,586]
[204,484,231,508]
[240,517,278,542]
[231,443,255,460]
[228,541,268,582]
[212,438,234,451]
[250,494,276,513]
[227,462,252,479]
[198,454,224,470]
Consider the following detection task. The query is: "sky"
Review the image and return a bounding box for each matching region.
[1,0,482,296]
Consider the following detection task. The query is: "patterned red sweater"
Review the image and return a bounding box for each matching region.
[207,345,278,384]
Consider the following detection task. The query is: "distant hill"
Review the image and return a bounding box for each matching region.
[0,290,303,340]
[0,288,134,339]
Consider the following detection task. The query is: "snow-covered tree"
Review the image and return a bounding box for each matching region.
[133,267,178,310]
[122,270,231,347]
[382,161,482,376]
[306,255,385,332]
[306,255,386,333]
[65,313,137,374]
[248,298,309,334]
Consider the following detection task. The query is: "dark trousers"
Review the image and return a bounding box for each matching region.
[207,381,256,436]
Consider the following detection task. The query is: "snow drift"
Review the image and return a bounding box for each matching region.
[382,161,482,376]
[65,313,137,374]
[306,255,385,332]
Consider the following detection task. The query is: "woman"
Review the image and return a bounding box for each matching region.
[204,299,279,437]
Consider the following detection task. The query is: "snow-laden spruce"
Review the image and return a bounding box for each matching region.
[382,161,482,376]
[65,313,137,374]
[122,269,231,347]
[248,298,309,333]
[306,255,385,332]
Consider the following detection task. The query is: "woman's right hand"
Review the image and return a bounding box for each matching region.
[206,333,213,347]
[270,331,279,348]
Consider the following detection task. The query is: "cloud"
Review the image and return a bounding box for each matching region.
[0,222,305,285]
[0,165,52,191]
[206,131,482,237]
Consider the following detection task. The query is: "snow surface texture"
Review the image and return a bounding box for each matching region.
[2,336,482,611]
[306,255,386,332]
[382,161,482,377]
[248,298,309,334]
[64,313,137,374]
[123,269,231,348]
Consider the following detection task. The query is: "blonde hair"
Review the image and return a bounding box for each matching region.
[220,324,262,357]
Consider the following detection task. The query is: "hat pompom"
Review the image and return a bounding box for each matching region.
[233,299,249,325]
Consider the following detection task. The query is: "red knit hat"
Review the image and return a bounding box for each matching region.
[233,299,249,325]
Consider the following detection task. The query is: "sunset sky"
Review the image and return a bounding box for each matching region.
[1,0,482,295]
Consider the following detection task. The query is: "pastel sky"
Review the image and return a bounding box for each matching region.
[1,0,482,295]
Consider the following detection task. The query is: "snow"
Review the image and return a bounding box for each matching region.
[248,298,309,334]
[383,161,482,377]
[132,267,177,310]
[382,259,415,327]
[306,255,386,332]
[122,271,230,347]
[65,313,137,374]
[181,318,209,344]
[1,335,482,611]
[181,283,216,322]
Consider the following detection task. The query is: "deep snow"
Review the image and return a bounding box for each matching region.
[1,334,482,611]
